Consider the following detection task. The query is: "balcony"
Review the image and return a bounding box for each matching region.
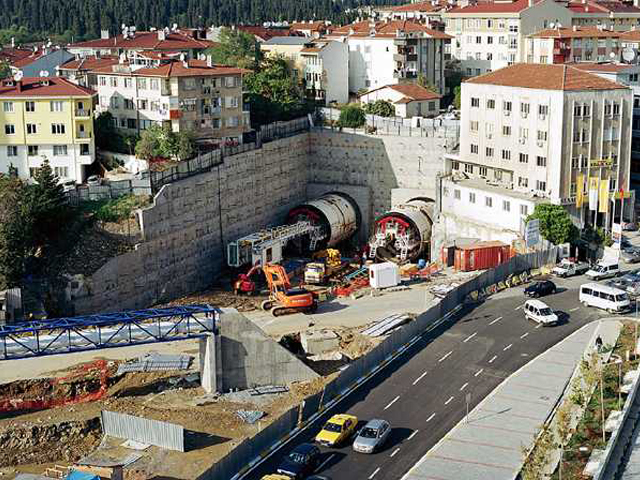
[393,53,405,62]
[75,109,91,118]
[393,70,418,79]
[76,131,92,140]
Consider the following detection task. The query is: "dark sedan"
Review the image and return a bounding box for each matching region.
[524,280,557,298]
[277,443,321,479]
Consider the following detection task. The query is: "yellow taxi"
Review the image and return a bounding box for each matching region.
[315,413,358,447]
[261,475,291,480]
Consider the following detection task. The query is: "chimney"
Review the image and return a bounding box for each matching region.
[95,50,101,59]
[158,29,166,41]
[10,37,14,48]
[573,25,578,31]
[101,29,109,40]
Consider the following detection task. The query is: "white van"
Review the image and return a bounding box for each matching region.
[585,261,620,281]
[523,300,559,326]
[579,283,631,313]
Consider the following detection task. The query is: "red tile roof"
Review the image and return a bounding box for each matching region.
[331,20,452,39]
[237,26,302,41]
[567,62,636,72]
[619,28,640,40]
[464,63,629,90]
[290,21,328,32]
[92,59,248,78]
[0,77,96,97]
[58,55,120,72]
[446,0,542,14]
[530,26,620,38]
[390,1,445,12]
[362,83,441,101]
[0,48,34,64]
[70,30,215,51]
[11,51,46,68]
[567,0,640,14]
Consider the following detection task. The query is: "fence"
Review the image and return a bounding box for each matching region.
[66,178,153,205]
[200,248,558,480]
[100,410,185,452]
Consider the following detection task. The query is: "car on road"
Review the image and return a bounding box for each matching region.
[523,300,559,326]
[262,475,291,480]
[621,248,640,264]
[586,261,620,281]
[524,280,557,298]
[352,419,391,454]
[552,259,589,278]
[315,414,358,447]
[276,443,321,479]
[579,283,631,313]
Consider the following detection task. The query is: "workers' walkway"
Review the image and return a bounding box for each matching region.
[401,320,621,480]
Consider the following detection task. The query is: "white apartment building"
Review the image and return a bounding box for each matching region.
[439,63,632,244]
[443,0,572,77]
[299,40,349,104]
[327,20,451,94]
[567,1,640,31]
[525,26,621,64]
[93,58,249,144]
[376,1,447,30]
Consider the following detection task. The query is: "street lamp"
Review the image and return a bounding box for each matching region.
[559,446,590,480]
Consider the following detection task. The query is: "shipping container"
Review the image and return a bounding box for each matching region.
[369,262,401,289]
[454,241,511,272]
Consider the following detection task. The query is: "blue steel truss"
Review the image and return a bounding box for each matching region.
[0,305,218,360]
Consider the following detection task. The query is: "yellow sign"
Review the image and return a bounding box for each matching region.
[599,177,610,213]
[614,190,632,199]
[576,173,584,208]
[590,158,614,168]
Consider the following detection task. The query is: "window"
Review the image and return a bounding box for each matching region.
[4,124,14,135]
[471,97,480,108]
[613,102,620,115]
[138,78,147,89]
[99,76,106,86]
[2,101,13,113]
[26,123,37,134]
[494,170,503,181]
[518,176,528,188]
[537,130,547,142]
[630,73,639,83]
[109,77,117,87]
[476,36,482,44]
[124,78,133,89]
[475,68,481,76]
[605,102,612,116]
[466,68,472,76]
[51,123,65,134]
[54,166,69,178]
[479,166,488,176]
[470,144,478,154]
[150,78,160,90]
[572,157,580,169]
[487,52,493,60]
[502,149,511,160]
[486,147,494,157]
[487,19,493,28]
[503,101,512,113]
[454,189,461,200]
[50,101,63,112]
[465,163,474,174]
[486,122,494,136]
[470,120,479,132]
[184,78,197,90]
[539,105,548,117]
[571,183,577,196]
[519,153,529,164]
[499,36,506,44]
[509,24,518,33]
[469,192,476,203]
[6,145,16,156]
[520,204,529,216]
[53,145,68,156]
[227,96,239,108]
[502,125,511,136]
[226,116,240,127]
[27,145,38,156]
[124,99,134,110]
[127,118,137,129]
[485,196,493,207]
[503,200,511,212]
[536,156,547,167]
[110,97,119,109]
[25,101,35,112]
[520,102,530,115]
[452,161,460,170]
[80,143,90,155]
[509,38,518,49]
[536,180,547,191]
[487,36,493,44]
[137,99,148,110]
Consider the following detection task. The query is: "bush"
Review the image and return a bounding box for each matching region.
[363,100,395,117]
[338,104,366,128]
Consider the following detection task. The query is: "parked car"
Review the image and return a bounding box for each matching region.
[621,248,640,264]
[552,259,589,278]
[59,179,76,193]
[623,222,638,231]
[523,300,559,326]
[86,175,102,186]
[315,414,358,447]
[524,280,557,298]
[276,444,321,479]
[586,261,620,281]
[352,419,391,454]
[262,475,291,480]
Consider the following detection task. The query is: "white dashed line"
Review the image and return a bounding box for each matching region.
[439,351,453,362]
[474,368,484,377]
[444,396,454,405]
[413,371,428,385]
[570,307,580,312]
[369,467,381,479]
[426,413,436,423]
[489,316,503,325]
[520,332,530,339]
[460,382,469,391]
[503,344,513,351]
[315,454,335,472]
[463,332,477,343]
[515,305,523,311]
[384,395,400,410]
[535,323,543,329]
[390,448,400,458]
[408,430,419,440]
[489,355,498,364]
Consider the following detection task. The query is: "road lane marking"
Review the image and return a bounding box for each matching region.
[463,332,477,343]
[439,351,453,362]
[390,448,400,458]
[413,371,428,385]
[369,467,381,479]
[408,429,419,440]
[535,323,543,329]
[427,413,436,422]
[515,305,523,310]
[520,332,530,339]
[489,355,498,363]
[570,307,580,312]
[445,396,454,405]
[460,382,469,391]
[475,368,484,377]
[489,316,503,325]
[315,454,335,472]
[503,344,513,351]
[384,395,400,410]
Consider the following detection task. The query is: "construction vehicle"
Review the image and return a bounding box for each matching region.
[233,264,262,295]
[261,264,318,316]
[304,249,343,285]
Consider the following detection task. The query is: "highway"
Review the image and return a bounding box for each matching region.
[247,273,614,480]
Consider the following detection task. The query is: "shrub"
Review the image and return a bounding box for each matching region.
[363,100,395,117]
[338,104,366,128]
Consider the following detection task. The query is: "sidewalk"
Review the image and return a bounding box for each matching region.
[401,320,622,480]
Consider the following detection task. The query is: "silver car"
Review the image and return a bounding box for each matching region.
[352,419,391,454]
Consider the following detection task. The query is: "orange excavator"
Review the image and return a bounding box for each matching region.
[260,264,318,317]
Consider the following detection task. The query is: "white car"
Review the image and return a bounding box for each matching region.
[523,299,559,326]
[59,179,76,192]
[86,175,102,186]
[585,261,620,281]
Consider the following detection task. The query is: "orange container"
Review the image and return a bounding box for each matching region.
[454,241,511,272]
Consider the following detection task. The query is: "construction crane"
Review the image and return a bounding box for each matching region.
[261,264,318,317]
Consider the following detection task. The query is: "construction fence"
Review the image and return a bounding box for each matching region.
[101,410,185,452]
[200,248,559,480]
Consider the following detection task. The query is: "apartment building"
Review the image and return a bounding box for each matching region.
[440,63,632,243]
[525,26,621,63]
[93,58,249,144]
[567,0,640,31]
[57,55,120,88]
[0,76,96,183]
[443,0,572,77]
[289,21,332,38]
[299,40,349,104]
[376,1,448,30]
[261,37,315,80]
[327,20,451,94]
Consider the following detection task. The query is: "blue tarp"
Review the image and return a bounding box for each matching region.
[66,470,100,480]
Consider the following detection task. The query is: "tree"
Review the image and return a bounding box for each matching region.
[135,125,195,161]
[363,100,395,117]
[453,86,462,110]
[31,158,67,239]
[527,204,579,246]
[417,74,439,95]
[94,111,117,151]
[206,27,260,69]
[338,104,366,128]
[0,61,11,80]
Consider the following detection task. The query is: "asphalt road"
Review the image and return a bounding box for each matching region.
[246,274,614,480]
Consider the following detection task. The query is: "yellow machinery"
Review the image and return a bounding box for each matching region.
[305,249,342,285]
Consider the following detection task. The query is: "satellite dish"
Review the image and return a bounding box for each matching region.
[610,51,617,59]
[282,21,289,27]
[622,46,637,63]
[42,71,50,77]
[14,71,23,82]
[121,23,126,29]
[549,22,555,28]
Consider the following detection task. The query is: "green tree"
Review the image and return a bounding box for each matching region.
[363,100,395,117]
[31,158,67,239]
[175,130,196,160]
[417,74,439,95]
[206,27,260,68]
[0,61,11,80]
[135,124,164,160]
[338,104,366,128]
[527,204,579,246]
[135,125,195,161]
[94,111,117,151]
[453,86,462,110]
